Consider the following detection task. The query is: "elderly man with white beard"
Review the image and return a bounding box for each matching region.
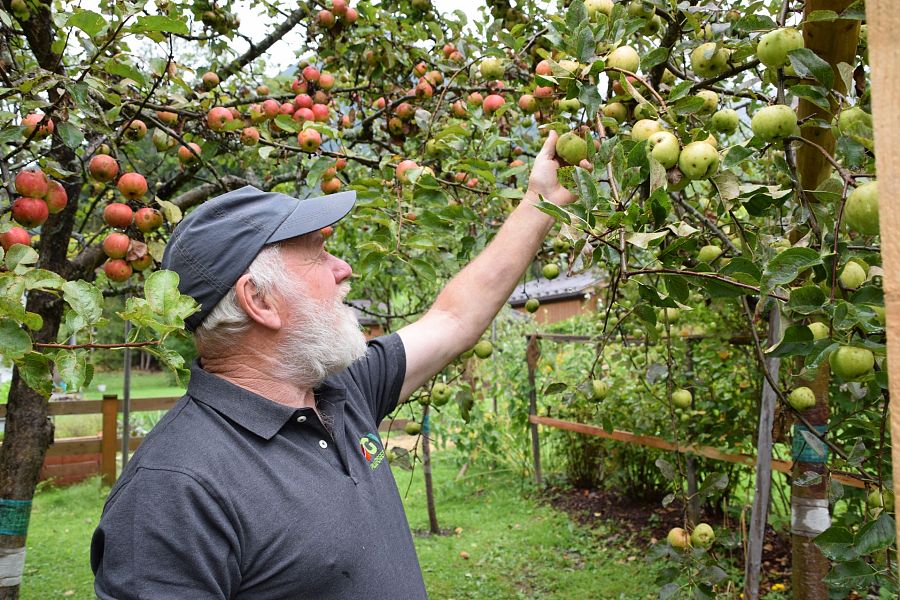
[90,131,590,599]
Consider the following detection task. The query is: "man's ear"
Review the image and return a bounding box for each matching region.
[234,274,283,331]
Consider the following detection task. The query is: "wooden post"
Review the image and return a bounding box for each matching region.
[744,308,781,600]
[684,340,700,525]
[100,395,118,486]
[421,406,440,535]
[526,335,542,486]
[866,0,900,574]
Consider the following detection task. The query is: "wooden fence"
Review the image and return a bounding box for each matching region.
[0,395,409,486]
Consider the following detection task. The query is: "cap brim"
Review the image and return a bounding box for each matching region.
[267,190,356,244]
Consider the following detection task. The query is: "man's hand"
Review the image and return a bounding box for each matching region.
[527,130,593,207]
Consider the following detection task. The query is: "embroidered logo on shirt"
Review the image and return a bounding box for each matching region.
[359,433,386,470]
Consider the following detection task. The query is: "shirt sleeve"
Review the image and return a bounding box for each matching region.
[345,333,407,424]
[91,467,240,600]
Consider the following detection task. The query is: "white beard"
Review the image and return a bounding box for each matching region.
[275,283,368,389]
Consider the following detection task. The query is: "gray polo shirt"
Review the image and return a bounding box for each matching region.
[90,334,427,599]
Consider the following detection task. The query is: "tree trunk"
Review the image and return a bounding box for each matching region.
[789,2,860,597]
[421,407,439,535]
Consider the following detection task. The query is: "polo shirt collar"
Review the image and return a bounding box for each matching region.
[186,360,345,440]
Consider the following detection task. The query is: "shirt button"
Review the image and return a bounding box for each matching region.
[318,440,328,449]
[296,415,307,423]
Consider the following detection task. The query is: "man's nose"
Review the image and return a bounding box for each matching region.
[331,254,352,283]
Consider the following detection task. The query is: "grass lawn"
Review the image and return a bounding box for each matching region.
[21,452,659,599]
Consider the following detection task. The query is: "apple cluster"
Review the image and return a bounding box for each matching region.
[1,167,68,251]
[88,153,161,282]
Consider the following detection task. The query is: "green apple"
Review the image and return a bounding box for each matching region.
[844,181,879,236]
[479,57,504,79]
[751,104,797,142]
[695,90,718,115]
[660,307,680,322]
[691,523,715,548]
[585,0,613,19]
[671,388,692,408]
[839,261,866,289]
[667,527,691,549]
[788,386,816,411]
[807,322,829,340]
[835,106,873,135]
[648,131,681,168]
[525,298,540,313]
[633,102,658,120]
[631,119,663,142]
[590,379,608,401]
[756,27,804,68]
[556,98,581,113]
[867,489,895,512]
[473,340,494,358]
[555,132,588,165]
[829,346,875,380]
[404,421,422,435]
[690,42,730,78]
[602,102,628,123]
[542,263,560,279]
[697,244,723,263]
[431,382,452,406]
[710,108,739,134]
[606,45,640,72]
[678,141,719,179]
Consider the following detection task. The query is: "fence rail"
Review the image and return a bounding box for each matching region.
[2,396,408,486]
[529,415,866,490]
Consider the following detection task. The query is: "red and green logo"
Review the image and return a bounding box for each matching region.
[359,433,385,470]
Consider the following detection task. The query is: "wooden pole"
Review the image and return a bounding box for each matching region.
[866,0,900,575]
[421,406,440,535]
[100,395,118,486]
[526,335,542,486]
[744,308,781,600]
[684,340,700,525]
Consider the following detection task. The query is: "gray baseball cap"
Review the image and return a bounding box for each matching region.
[161,185,356,331]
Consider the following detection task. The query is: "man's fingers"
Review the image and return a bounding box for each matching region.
[537,130,558,160]
[579,159,593,171]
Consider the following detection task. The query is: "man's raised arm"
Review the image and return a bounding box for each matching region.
[397,130,590,400]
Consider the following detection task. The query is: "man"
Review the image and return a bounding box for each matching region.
[90,131,588,598]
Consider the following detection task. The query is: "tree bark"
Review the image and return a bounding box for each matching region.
[789,3,860,597]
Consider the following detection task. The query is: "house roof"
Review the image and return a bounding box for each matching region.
[508,270,605,306]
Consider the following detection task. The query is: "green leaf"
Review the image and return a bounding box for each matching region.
[804,340,839,371]
[698,472,728,497]
[655,458,675,481]
[765,325,813,357]
[565,0,587,30]
[543,382,567,395]
[62,280,104,325]
[55,349,89,393]
[815,526,857,561]
[144,270,198,325]
[5,244,38,273]
[787,285,827,314]
[575,26,594,63]
[733,14,776,32]
[641,47,669,71]
[67,9,107,36]
[16,352,52,398]
[56,121,85,149]
[535,200,572,225]
[133,15,189,35]
[805,10,840,22]
[761,247,822,290]
[823,559,878,588]
[789,84,831,110]
[854,513,895,556]
[0,320,31,359]
[104,59,147,87]
[788,48,834,89]
[723,145,755,169]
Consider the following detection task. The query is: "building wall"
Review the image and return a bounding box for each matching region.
[514,295,598,325]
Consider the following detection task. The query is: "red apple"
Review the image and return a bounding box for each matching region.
[483,94,506,114]
[103,203,134,228]
[12,197,49,227]
[45,180,67,214]
[319,73,335,90]
[443,43,456,58]
[0,227,31,251]
[104,258,132,282]
[279,102,294,115]
[396,102,415,120]
[102,232,131,258]
[317,9,335,27]
[261,99,281,119]
[123,119,147,140]
[302,65,320,83]
[292,107,315,123]
[374,97,386,110]
[425,70,443,86]
[241,127,260,146]
[156,110,178,125]
[207,107,233,131]
[451,101,467,118]
[89,154,119,182]
[311,103,330,122]
[130,253,153,271]
[535,60,552,76]
[22,113,53,139]
[134,207,163,232]
[467,92,483,106]
[117,172,148,200]
[201,71,219,90]
[396,159,419,183]
[321,177,341,193]
[466,177,478,188]
[178,142,202,164]
[344,7,358,22]
[294,94,314,110]
[256,84,270,96]
[297,128,322,152]
[14,169,49,198]
[335,157,348,170]
[415,79,433,99]
[331,0,348,16]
